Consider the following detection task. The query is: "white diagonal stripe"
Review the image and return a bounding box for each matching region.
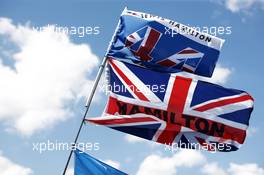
[201,100,253,116]
[111,59,163,103]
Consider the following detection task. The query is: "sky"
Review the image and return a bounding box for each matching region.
[0,0,263,175]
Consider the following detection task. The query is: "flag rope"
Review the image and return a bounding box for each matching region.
[62,7,126,175]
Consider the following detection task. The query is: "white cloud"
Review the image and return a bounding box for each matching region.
[124,135,164,149]
[104,159,121,169]
[65,167,74,175]
[228,163,264,175]
[0,17,99,136]
[209,64,232,84]
[202,162,228,175]
[125,134,146,143]
[0,152,33,175]
[247,126,258,137]
[186,64,232,85]
[202,162,264,175]
[137,149,264,175]
[224,0,264,12]
[136,150,206,175]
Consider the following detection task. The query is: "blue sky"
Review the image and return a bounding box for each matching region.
[0,0,263,175]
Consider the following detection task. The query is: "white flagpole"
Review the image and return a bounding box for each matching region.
[62,7,127,175]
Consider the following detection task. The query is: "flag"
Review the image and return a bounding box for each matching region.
[74,149,128,175]
[108,8,225,77]
[86,58,254,152]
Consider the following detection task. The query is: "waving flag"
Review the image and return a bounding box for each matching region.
[86,59,254,152]
[74,149,128,175]
[108,8,225,77]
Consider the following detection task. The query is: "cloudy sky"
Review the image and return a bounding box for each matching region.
[0,0,263,175]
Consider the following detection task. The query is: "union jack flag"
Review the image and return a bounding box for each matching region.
[86,58,254,152]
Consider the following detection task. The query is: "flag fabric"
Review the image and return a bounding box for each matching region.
[74,149,128,175]
[107,8,225,77]
[86,58,254,152]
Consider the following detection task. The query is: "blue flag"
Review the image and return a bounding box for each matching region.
[74,149,128,175]
[108,8,225,77]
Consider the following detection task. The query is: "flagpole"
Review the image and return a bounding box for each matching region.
[62,7,126,175]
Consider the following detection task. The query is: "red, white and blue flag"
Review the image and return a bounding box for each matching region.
[108,8,225,77]
[86,59,254,152]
